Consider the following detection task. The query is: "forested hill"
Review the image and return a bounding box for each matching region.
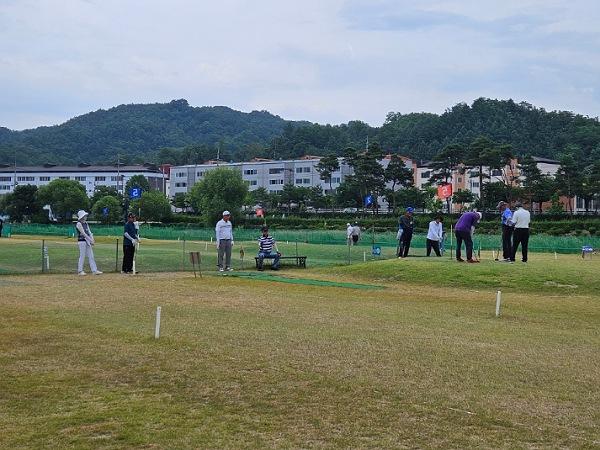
[274,98,600,163]
[0,99,290,165]
[1,97,599,166]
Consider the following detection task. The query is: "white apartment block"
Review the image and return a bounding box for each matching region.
[170,157,354,198]
[0,164,168,197]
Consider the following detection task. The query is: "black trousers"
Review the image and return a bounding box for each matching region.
[455,230,473,260]
[511,228,529,262]
[122,245,136,273]
[501,225,513,260]
[398,230,413,257]
[426,239,441,256]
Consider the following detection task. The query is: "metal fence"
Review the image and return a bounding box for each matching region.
[1,227,599,275]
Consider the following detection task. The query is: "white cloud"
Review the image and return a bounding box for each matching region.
[0,0,599,129]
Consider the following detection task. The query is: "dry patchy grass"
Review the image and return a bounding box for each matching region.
[0,268,599,449]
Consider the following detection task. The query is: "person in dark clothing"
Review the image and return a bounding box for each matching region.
[122,213,139,273]
[497,201,513,261]
[0,218,3,237]
[397,207,415,258]
[454,211,482,263]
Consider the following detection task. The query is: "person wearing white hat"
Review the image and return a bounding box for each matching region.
[75,210,102,275]
[215,210,234,272]
[346,223,353,246]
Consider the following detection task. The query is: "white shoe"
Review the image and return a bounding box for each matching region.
[219,267,224,272]
[226,267,233,272]
[93,271,103,275]
[78,271,86,276]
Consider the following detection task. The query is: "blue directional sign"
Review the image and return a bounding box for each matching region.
[102,207,109,217]
[364,194,373,207]
[129,187,142,200]
[372,245,381,256]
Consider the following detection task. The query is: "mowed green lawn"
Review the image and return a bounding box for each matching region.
[1,256,599,448]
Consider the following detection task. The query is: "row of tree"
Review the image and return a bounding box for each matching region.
[0,175,171,223]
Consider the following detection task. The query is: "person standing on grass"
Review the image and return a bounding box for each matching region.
[454,210,482,263]
[122,213,139,274]
[426,216,444,257]
[397,207,415,258]
[346,222,353,246]
[75,210,102,275]
[0,218,3,237]
[497,201,513,262]
[215,210,234,272]
[511,201,531,263]
[257,226,281,271]
[351,222,361,245]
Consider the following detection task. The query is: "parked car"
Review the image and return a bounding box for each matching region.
[342,207,358,213]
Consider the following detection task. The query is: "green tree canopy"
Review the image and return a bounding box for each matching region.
[37,179,89,223]
[3,185,44,222]
[92,195,122,224]
[125,175,151,195]
[135,191,172,222]
[188,168,248,226]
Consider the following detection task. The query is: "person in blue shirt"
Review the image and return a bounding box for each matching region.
[122,213,139,274]
[498,201,513,262]
[257,226,280,271]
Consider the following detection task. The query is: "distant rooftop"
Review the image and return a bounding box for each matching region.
[0,164,163,173]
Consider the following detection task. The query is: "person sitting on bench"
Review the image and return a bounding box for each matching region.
[257,226,281,271]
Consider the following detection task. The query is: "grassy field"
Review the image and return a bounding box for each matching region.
[1,255,599,448]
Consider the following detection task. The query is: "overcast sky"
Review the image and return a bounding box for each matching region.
[1,0,599,130]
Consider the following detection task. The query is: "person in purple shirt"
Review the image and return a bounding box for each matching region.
[454,211,482,263]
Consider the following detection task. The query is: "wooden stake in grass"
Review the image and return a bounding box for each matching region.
[554,252,558,260]
[154,306,162,339]
[495,291,502,317]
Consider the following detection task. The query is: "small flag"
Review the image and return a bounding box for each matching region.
[364,194,373,207]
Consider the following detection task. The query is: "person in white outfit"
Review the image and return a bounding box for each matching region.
[346,223,353,245]
[426,216,444,256]
[75,210,102,275]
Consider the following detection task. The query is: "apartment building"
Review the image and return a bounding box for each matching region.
[170,156,354,198]
[0,164,168,197]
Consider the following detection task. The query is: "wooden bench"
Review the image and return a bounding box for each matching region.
[255,255,307,269]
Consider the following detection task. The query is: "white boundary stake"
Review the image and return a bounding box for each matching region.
[154,306,162,339]
[554,251,558,260]
[363,251,366,262]
[495,291,502,317]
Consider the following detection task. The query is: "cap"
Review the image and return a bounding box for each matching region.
[515,201,523,208]
[77,210,88,220]
[476,211,483,220]
[406,207,414,213]
[497,201,506,208]
[346,223,351,226]
[222,210,231,216]
[127,212,135,218]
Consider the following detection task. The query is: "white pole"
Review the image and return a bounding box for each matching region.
[363,251,366,262]
[205,241,208,251]
[154,306,162,339]
[495,291,502,317]
[554,251,558,260]
[492,250,495,260]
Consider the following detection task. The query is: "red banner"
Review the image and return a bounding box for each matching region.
[437,184,453,199]
[255,208,264,217]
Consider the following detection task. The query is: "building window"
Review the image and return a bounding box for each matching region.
[471,182,480,188]
[59,176,70,180]
[457,177,462,183]
[244,169,258,175]
[95,176,106,182]
[303,167,311,173]
[296,168,303,173]
[269,179,284,185]
[0,176,11,182]
[491,169,502,176]
[75,176,87,181]
[0,185,11,190]
[295,178,303,184]
[17,176,35,182]
[175,182,187,188]
[110,176,120,182]
[176,172,186,178]
[332,177,341,183]
[421,171,431,179]
[269,168,284,174]
[249,180,257,186]
[196,171,205,177]
[303,178,310,184]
